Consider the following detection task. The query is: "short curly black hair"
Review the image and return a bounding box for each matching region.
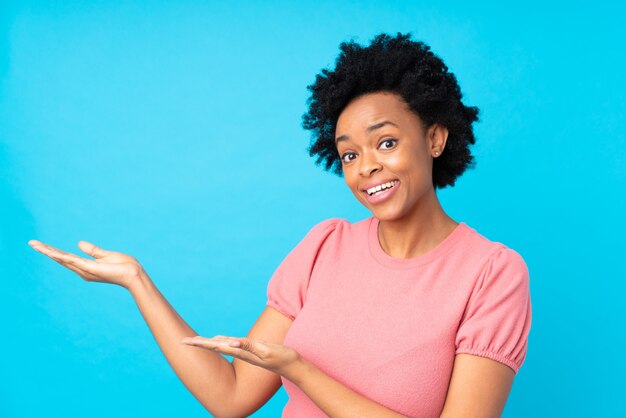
[302,32,480,189]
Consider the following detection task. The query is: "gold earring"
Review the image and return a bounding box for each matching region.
[434,151,439,156]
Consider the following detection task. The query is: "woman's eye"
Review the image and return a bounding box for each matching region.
[341,153,356,163]
[380,139,397,149]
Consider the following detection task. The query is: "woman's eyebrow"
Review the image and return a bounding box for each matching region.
[335,120,400,144]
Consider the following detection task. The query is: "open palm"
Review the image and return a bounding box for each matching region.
[28,240,144,290]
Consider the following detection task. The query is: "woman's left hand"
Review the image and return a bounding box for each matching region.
[180,335,302,378]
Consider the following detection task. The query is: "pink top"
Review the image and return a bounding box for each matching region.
[266,217,532,418]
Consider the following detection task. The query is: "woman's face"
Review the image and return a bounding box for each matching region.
[335,91,448,221]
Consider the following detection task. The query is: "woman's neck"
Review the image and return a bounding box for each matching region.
[376,193,459,260]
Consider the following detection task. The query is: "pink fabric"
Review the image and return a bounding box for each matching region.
[266,217,532,418]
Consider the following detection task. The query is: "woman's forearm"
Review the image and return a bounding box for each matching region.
[128,270,236,417]
[287,358,407,418]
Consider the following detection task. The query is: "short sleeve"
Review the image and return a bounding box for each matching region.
[266,218,341,321]
[455,246,532,375]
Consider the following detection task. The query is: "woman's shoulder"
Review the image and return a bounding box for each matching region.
[300,217,346,241]
[307,216,367,232]
[460,222,528,269]
[310,216,375,237]
[302,216,371,246]
[309,217,347,229]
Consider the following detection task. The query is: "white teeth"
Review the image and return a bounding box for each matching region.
[366,180,398,195]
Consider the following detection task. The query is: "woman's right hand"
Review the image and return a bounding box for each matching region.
[28,240,145,290]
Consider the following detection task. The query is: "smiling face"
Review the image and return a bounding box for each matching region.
[335,91,448,221]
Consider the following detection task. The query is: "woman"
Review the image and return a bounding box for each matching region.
[29,32,532,418]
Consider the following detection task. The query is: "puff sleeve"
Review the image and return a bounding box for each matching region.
[266,218,341,321]
[455,246,532,374]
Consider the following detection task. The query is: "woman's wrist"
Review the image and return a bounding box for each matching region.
[282,353,313,386]
[126,268,150,295]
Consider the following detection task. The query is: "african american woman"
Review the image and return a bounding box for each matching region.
[29,32,532,418]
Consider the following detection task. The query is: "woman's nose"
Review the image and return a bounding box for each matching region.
[358,151,382,177]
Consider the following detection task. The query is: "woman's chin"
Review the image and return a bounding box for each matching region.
[368,206,406,221]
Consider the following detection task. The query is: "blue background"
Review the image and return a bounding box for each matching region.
[2,1,624,417]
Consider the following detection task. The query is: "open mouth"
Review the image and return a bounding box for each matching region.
[363,179,399,196]
[362,180,400,204]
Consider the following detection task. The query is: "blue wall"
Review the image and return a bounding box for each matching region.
[2,1,624,416]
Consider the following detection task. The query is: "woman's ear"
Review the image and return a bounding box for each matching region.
[430,123,449,154]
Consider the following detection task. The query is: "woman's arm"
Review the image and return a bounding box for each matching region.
[290,354,514,418]
[184,335,515,418]
[286,358,408,418]
[438,354,514,418]
[28,240,284,418]
[129,271,238,417]
[181,315,409,418]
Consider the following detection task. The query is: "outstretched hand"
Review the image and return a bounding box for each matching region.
[28,240,145,290]
[180,335,303,380]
